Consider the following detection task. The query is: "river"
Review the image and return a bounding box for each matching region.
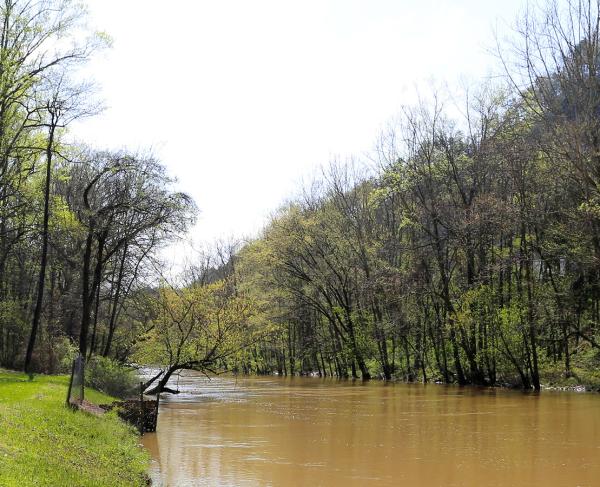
[140,372,600,486]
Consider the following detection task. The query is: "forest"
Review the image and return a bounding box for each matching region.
[1,0,600,394]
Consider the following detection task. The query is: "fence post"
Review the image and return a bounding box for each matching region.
[80,355,85,401]
[139,381,144,434]
[66,354,85,406]
[66,357,76,407]
[153,391,160,432]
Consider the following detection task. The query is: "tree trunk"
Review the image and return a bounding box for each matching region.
[24,120,56,372]
[103,244,128,357]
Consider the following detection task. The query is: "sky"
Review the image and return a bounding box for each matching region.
[71,0,527,261]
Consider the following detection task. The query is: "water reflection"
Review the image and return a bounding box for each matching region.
[141,373,600,486]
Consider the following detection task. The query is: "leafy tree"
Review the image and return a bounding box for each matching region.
[137,273,267,395]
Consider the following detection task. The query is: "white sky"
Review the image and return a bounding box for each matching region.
[71,0,526,260]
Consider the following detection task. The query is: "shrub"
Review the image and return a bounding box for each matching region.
[51,336,79,374]
[85,356,139,399]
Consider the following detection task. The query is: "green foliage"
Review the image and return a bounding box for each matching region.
[228,62,600,387]
[85,356,138,399]
[43,334,78,374]
[134,278,269,375]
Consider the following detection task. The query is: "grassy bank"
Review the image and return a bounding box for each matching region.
[539,358,600,392]
[0,369,149,487]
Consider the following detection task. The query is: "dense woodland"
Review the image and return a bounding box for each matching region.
[0,0,195,374]
[2,0,600,393]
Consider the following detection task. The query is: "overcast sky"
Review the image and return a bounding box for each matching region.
[71,0,526,260]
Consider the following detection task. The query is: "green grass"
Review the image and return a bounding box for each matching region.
[0,369,149,487]
[539,345,600,391]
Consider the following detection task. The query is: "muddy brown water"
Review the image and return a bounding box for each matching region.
[140,373,600,486]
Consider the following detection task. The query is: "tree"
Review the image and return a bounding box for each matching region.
[66,150,195,359]
[24,75,97,372]
[137,271,266,395]
[0,0,101,291]
[502,0,600,381]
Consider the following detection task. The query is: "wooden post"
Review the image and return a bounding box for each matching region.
[139,382,144,434]
[80,355,85,401]
[154,392,160,432]
[66,357,76,407]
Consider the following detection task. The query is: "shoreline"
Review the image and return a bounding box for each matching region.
[148,367,600,395]
[0,368,149,487]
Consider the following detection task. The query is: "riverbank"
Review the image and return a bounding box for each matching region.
[0,369,149,487]
[540,368,600,392]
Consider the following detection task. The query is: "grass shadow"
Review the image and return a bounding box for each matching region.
[0,377,29,383]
